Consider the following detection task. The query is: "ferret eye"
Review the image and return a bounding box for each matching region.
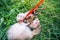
[35,22,39,24]
[28,16,31,19]
[20,16,22,17]
[36,23,37,24]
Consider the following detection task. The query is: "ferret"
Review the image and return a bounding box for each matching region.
[7,12,41,40]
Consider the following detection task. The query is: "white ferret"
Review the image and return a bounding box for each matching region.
[7,13,41,40]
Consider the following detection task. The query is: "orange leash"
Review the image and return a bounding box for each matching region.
[25,0,44,17]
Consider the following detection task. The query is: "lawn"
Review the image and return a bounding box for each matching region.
[0,0,60,40]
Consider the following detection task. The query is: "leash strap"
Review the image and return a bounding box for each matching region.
[25,0,44,17]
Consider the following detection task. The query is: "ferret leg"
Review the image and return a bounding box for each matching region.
[32,25,41,36]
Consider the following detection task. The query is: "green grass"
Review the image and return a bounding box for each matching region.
[0,0,60,40]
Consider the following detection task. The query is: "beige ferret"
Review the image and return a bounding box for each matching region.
[7,12,41,40]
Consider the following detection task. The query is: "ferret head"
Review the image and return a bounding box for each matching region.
[29,18,40,29]
[16,13,25,22]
